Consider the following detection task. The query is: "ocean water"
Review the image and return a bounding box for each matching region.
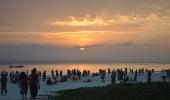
[0,63,170,75]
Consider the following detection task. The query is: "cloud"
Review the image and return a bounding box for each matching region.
[74,44,102,48]
[0,31,108,46]
[112,41,149,47]
[48,12,170,28]
[0,32,43,45]
[49,15,110,27]
[73,41,149,48]
[0,32,41,38]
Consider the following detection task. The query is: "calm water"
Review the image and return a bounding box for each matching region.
[0,63,170,75]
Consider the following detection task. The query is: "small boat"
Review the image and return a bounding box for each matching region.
[9,65,24,68]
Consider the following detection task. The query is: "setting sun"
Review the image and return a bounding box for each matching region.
[80,47,85,51]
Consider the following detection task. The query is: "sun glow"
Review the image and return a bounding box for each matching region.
[80,47,85,51]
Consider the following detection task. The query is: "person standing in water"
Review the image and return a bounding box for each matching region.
[1,71,8,96]
[29,68,40,100]
[19,72,28,99]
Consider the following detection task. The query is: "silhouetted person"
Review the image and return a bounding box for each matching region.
[46,78,53,85]
[42,71,46,82]
[108,68,111,74]
[60,71,63,77]
[51,70,54,79]
[124,75,129,82]
[38,71,41,78]
[101,70,106,83]
[167,69,170,82]
[29,68,40,100]
[134,70,138,82]
[1,71,8,96]
[15,71,20,84]
[111,70,116,84]
[147,70,152,83]
[117,69,124,82]
[19,72,28,99]
[55,70,59,79]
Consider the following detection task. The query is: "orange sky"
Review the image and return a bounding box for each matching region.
[0,0,170,62]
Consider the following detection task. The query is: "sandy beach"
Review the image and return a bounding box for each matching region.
[0,68,169,100]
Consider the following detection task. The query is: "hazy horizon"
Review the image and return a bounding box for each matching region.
[0,0,170,63]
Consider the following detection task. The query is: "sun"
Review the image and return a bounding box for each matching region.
[80,47,85,51]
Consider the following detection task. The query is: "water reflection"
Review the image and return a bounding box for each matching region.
[0,63,170,75]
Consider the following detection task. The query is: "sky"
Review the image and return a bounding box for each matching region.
[0,0,170,63]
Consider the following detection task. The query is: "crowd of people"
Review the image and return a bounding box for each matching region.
[1,68,40,100]
[0,67,170,100]
[45,69,91,85]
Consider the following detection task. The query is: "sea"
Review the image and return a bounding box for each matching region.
[0,62,170,75]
